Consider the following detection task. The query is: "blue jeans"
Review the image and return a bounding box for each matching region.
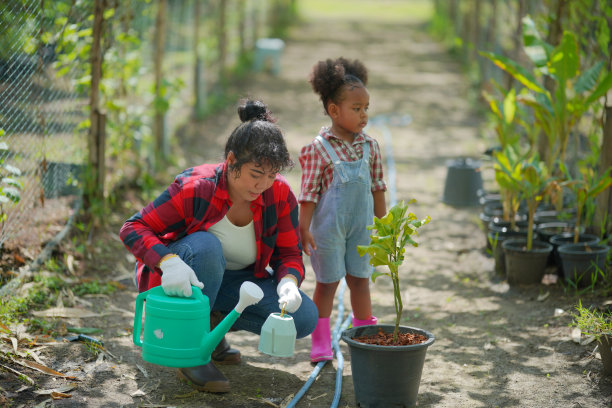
[165,231,318,339]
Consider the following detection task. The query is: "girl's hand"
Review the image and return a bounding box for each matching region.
[301,229,317,256]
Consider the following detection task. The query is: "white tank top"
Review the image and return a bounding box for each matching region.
[208,215,257,270]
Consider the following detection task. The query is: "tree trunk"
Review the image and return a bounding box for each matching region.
[153,0,167,165]
[86,0,106,211]
[193,0,203,118]
[238,0,246,56]
[594,52,612,237]
[218,0,227,82]
[538,0,567,165]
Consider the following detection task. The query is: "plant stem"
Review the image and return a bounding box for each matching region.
[391,265,402,343]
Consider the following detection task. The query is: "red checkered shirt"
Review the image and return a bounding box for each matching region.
[299,127,386,204]
[119,162,304,292]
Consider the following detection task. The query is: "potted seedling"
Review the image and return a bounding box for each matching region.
[341,200,434,408]
[498,155,555,284]
[571,300,612,376]
[552,164,611,286]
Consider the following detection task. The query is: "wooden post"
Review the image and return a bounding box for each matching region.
[193,0,203,118]
[153,0,167,165]
[594,51,612,237]
[218,0,228,82]
[86,0,106,210]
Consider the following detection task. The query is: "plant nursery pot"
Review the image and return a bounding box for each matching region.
[478,190,501,207]
[598,335,612,377]
[533,209,577,226]
[341,325,435,408]
[442,157,483,207]
[502,238,553,285]
[536,222,576,266]
[557,243,609,287]
[549,233,600,278]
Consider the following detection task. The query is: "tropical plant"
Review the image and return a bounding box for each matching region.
[480,17,612,174]
[493,145,523,227]
[559,162,612,243]
[357,200,430,343]
[495,154,556,250]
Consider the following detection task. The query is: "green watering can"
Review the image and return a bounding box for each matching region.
[133,281,263,368]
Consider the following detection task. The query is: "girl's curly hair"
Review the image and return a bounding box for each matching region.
[224,99,293,174]
[309,57,368,114]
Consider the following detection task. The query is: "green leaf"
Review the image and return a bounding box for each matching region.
[575,61,604,94]
[585,70,612,106]
[548,31,579,82]
[480,51,548,94]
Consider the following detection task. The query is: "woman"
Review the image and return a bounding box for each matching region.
[120,99,318,393]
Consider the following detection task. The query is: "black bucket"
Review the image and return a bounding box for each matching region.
[442,157,483,207]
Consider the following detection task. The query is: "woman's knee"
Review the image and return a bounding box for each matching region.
[294,295,318,338]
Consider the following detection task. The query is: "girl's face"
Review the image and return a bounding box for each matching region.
[226,152,277,203]
[329,85,370,142]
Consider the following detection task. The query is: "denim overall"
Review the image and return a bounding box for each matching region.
[310,135,374,283]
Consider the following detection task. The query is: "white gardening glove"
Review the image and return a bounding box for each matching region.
[276,276,302,313]
[159,255,204,297]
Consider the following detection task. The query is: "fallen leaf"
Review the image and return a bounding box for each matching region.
[571,327,582,343]
[14,253,26,265]
[130,389,146,397]
[580,335,596,346]
[31,307,100,318]
[66,254,75,275]
[51,391,72,400]
[34,384,77,395]
[553,308,564,317]
[537,291,549,301]
[15,358,79,380]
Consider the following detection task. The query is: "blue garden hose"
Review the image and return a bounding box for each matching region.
[285,279,348,408]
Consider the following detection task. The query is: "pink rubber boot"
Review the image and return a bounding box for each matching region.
[352,315,378,327]
[310,317,333,363]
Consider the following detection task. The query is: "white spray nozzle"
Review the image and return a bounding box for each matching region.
[235,281,264,313]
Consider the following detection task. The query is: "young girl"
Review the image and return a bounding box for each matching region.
[298,57,387,362]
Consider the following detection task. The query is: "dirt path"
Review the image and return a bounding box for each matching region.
[4,9,612,408]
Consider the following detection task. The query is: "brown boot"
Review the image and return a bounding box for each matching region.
[177,362,230,393]
[210,311,241,365]
[211,336,241,365]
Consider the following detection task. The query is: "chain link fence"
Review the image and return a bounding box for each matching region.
[0,0,283,251]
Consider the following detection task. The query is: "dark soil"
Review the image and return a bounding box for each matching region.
[354,327,428,346]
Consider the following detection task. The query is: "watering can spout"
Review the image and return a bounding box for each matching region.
[200,281,264,359]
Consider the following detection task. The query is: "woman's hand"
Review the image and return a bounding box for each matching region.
[300,229,317,256]
[159,255,204,297]
[277,276,302,313]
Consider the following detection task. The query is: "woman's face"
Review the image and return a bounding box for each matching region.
[226,153,277,203]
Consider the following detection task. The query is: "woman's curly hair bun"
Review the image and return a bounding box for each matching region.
[238,99,277,123]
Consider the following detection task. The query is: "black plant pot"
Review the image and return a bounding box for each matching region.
[341,325,435,408]
[599,335,612,377]
[533,209,577,226]
[502,238,553,285]
[442,157,483,207]
[557,243,609,287]
[482,214,528,250]
[536,222,576,266]
[488,222,531,276]
[549,233,600,278]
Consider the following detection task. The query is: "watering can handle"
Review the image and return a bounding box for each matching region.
[133,290,148,348]
[133,285,206,348]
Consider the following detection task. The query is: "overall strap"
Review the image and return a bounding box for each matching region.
[315,135,342,164]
